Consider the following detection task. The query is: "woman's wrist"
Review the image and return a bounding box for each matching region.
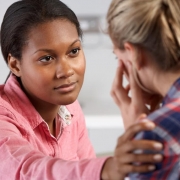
[100,157,125,180]
[100,157,112,180]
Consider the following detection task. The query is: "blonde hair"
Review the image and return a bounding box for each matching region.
[107,0,180,71]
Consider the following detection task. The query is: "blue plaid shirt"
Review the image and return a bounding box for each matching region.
[129,78,180,180]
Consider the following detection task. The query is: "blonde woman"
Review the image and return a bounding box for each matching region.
[0,0,163,179]
[107,0,180,179]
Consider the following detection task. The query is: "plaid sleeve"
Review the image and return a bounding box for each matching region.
[129,130,179,180]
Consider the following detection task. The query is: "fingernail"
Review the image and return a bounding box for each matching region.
[153,154,163,161]
[144,122,155,129]
[153,143,163,150]
[139,114,147,120]
[148,165,155,171]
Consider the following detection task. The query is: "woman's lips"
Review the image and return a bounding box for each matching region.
[54,82,77,93]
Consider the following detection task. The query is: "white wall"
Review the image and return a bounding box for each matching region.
[0,1,16,83]
[61,0,111,16]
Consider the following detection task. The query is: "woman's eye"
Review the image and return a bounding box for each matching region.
[69,48,81,56]
[40,56,54,62]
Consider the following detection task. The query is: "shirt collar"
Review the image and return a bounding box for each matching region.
[4,74,74,129]
[58,105,72,127]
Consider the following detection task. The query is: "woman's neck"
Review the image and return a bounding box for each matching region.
[138,61,180,98]
[36,103,60,137]
[19,79,60,127]
[37,104,59,123]
[153,71,180,97]
[23,88,60,136]
[20,83,60,136]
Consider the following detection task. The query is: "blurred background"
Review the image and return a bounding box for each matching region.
[0,0,125,156]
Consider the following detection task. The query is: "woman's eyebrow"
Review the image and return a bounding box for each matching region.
[33,48,55,54]
[70,39,81,47]
[33,39,81,54]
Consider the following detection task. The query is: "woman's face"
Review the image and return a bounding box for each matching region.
[113,44,154,94]
[18,19,85,105]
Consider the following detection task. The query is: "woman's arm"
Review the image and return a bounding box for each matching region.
[0,114,163,180]
[101,120,163,180]
[0,117,105,180]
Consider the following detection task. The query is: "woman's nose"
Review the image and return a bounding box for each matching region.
[56,59,74,79]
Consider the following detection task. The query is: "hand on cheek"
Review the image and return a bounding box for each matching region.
[111,60,149,129]
[123,60,162,113]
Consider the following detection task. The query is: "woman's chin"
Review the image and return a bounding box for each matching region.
[57,97,77,106]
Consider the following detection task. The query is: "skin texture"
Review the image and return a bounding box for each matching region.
[8,19,85,134]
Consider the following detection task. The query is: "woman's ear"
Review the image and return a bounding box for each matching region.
[7,54,21,77]
[124,42,143,70]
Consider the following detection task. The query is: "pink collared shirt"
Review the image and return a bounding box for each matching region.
[0,74,107,180]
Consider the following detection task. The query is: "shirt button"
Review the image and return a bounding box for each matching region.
[66,120,71,125]
[65,115,70,120]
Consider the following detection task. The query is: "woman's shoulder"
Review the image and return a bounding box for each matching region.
[148,99,180,123]
[0,90,13,113]
[0,93,21,125]
[145,102,180,142]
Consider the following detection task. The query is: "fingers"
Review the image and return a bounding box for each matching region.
[113,118,163,176]
[111,60,130,106]
[123,62,129,82]
[135,113,147,123]
[115,139,163,166]
[116,140,163,154]
[116,153,163,164]
[125,84,130,94]
[126,61,144,106]
[119,120,156,141]
[132,140,163,151]
[115,163,157,175]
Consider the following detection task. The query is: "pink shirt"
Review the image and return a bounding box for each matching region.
[0,74,107,180]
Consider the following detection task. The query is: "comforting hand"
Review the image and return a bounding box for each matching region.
[101,118,163,180]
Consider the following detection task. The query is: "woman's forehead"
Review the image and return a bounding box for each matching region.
[28,19,78,40]
[23,19,79,53]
